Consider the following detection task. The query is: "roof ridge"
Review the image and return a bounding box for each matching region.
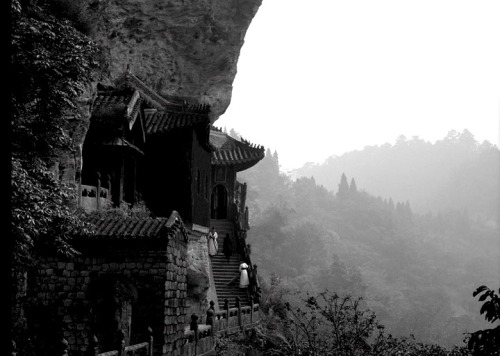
[114,71,181,110]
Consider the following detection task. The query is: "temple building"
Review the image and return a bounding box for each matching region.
[24,71,264,355]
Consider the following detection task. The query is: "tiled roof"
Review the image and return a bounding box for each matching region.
[210,129,265,171]
[93,91,133,111]
[144,109,210,135]
[90,89,143,142]
[100,137,144,155]
[78,211,188,241]
[92,89,141,129]
[114,71,180,110]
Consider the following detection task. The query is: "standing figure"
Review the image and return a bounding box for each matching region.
[239,261,249,289]
[207,227,218,256]
[222,233,233,263]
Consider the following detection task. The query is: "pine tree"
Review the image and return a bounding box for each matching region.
[337,173,350,199]
[349,178,358,194]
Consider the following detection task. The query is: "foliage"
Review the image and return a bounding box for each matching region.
[11,1,100,160]
[11,158,95,268]
[292,130,499,221]
[41,0,105,36]
[467,285,500,356]
[235,130,500,348]
[216,280,473,356]
[87,200,153,220]
[337,172,350,199]
[11,0,101,255]
[284,292,377,355]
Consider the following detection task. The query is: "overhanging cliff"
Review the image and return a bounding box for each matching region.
[94,0,263,122]
[55,0,262,182]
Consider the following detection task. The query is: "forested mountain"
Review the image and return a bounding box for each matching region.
[231,129,500,348]
[290,130,499,225]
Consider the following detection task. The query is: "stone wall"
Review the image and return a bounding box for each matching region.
[27,232,188,356]
[162,235,189,356]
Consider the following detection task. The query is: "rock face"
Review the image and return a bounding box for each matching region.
[186,235,219,317]
[56,0,262,183]
[94,0,263,121]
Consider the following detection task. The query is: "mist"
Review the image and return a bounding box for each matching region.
[217,0,500,171]
[229,128,500,348]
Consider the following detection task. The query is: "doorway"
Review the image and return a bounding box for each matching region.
[211,184,228,219]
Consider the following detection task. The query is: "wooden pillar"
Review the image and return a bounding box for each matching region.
[77,176,82,208]
[131,157,137,205]
[224,299,230,334]
[148,326,153,356]
[116,330,125,356]
[236,297,242,330]
[106,173,112,207]
[250,296,254,324]
[89,335,99,356]
[118,155,125,204]
[96,172,101,211]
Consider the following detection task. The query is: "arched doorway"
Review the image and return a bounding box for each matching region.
[211,184,228,219]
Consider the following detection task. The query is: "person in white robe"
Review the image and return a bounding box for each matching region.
[239,261,249,288]
[207,227,218,256]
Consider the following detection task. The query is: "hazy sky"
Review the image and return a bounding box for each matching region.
[216,0,500,171]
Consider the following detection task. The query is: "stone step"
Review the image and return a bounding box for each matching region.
[209,221,250,307]
[211,249,250,306]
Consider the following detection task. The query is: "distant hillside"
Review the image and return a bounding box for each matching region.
[235,143,500,348]
[290,130,499,225]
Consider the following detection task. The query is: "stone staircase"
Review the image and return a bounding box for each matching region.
[209,219,250,308]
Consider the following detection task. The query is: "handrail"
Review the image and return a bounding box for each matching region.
[124,342,148,352]
[89,327,153,356]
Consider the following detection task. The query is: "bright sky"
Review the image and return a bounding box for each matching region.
[216,0,500,172]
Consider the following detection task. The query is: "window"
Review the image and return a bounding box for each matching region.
[215,167,226,182]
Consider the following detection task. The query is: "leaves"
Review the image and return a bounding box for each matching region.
[467,285,500,355]
[473,285,489,297]
[10,3,101,272]
[11,3,101,161]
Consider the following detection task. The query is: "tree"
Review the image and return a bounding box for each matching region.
[11,0,101,264]
[337,173,350,200]
[229,128,241,140]
[467,285,500,356]
[282,290,466,356]
[10,1,101,348]
[349,178,358,194]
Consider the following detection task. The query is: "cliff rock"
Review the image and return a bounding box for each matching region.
[94,0,263,121]
[54,0,262,182]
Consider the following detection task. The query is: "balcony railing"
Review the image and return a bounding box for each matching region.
[79,185,111,212]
